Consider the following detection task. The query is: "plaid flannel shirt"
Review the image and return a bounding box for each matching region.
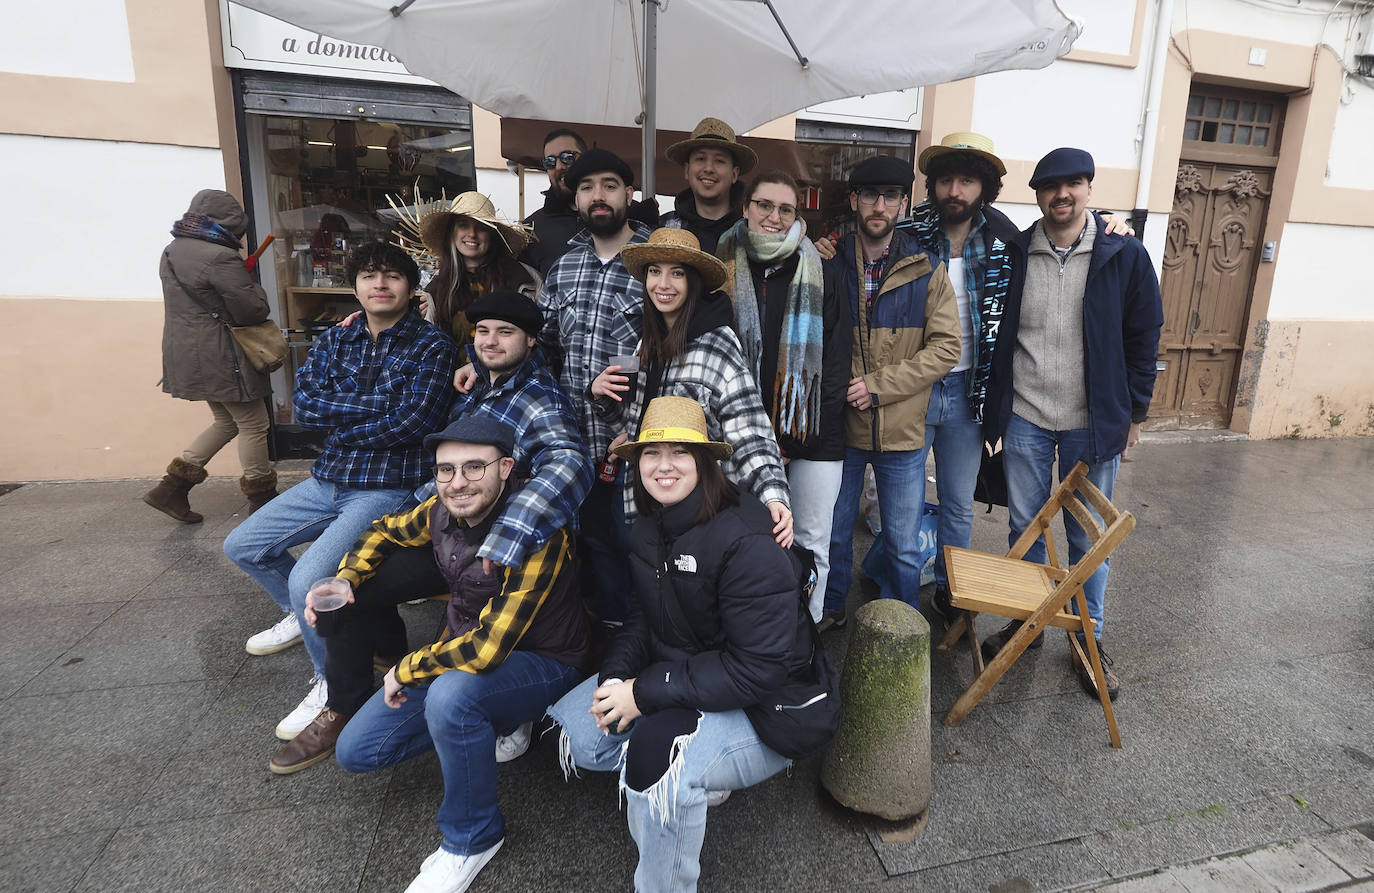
[294,310,458,489]
[335,496,575,685]
[537,222,653,459]
[862,243,891,312]
[595,326,790,521]
[448,350,592,568]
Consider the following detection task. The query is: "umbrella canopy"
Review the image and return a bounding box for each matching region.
[236,0,1080,192]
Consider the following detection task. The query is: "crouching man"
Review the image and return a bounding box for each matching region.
[294,416,587,893]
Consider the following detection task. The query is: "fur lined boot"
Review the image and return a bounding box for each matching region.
[142,457,209,523]
[240,471,279,514]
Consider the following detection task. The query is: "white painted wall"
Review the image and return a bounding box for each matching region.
[3,0,134,81]
[1059,0,1139,55]
[971,58,1149,170]
[0,135,227,301]
[1267,222,1374,320]
[1326,84,1374,191]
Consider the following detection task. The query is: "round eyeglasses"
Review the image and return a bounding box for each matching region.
[748,198,798,222]
[434,458,501,483]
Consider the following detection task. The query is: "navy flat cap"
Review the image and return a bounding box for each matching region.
[424,416,517,456]
[1029,147,1095,189]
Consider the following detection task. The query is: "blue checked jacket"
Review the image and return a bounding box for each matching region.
[449,349,593,568]
[537,222,653,460]
[294,309,458,490]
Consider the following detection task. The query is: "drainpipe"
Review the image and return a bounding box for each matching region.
[1131,0,1176,240]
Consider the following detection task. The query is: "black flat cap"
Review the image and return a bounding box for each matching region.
[563,147,635,191]
[423,416,517,457]
[465,290,543,336]
[848,155,915,190]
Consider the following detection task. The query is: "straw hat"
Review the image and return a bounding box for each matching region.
[917,131,1008,176]
[620,228,728,292]
[612,396,733,460]
[665,117,758,174]
[418,192,532,258]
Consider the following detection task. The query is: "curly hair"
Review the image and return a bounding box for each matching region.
[345,240,421,291]
[924,152,1003,208]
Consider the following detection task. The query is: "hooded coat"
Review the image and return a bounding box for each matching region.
[159,190,273,403]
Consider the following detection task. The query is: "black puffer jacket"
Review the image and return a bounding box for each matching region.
[600,487,814,714]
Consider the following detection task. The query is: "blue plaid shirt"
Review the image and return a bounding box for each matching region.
[294,309,458,490]
[449,349,593,568]
[537,222,653,459]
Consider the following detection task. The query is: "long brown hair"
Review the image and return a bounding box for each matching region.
[427,216,512,338]
[631,442,739,522]
[638,263,705,367]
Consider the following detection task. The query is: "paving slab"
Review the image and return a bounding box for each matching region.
[0,829,115,893]
[1239,838,1353,891]
[1311,827,1374,878]
[0,600,123,699]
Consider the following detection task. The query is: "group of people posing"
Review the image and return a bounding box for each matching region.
[147,116,1162,893]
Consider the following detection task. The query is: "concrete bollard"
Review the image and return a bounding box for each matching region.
[820,598,931,822]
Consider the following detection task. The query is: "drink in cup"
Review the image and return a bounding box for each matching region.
[309,576,352,612]
[609,354,640,405]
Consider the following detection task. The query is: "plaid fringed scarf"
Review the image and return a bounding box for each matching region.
[719,218,825,439]
[171,213,243,251]
[903,203,1010,423]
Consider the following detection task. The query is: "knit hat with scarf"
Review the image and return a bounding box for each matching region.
[718,217,825,439]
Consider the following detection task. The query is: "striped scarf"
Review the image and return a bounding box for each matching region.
[171,213,242,251]
[719,218,825,438]
[903,203,1010,423]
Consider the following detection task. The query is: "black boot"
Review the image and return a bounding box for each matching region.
[142,457,208,523]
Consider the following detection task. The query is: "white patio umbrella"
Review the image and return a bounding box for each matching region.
[234,0,1081,194]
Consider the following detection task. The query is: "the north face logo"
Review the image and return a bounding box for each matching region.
[673,554,698,573]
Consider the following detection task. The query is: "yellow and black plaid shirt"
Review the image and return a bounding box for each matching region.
[336,495,575,686]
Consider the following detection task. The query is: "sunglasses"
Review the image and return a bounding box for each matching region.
[542,150,581,170]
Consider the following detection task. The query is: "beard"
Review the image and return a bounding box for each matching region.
[861,212,896,241]
[582,201,629,236]
[937,198,980,225]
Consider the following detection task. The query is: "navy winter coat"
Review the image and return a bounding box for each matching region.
[986,211,1164,464]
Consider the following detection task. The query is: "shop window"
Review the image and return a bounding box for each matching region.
[793,121,917,241]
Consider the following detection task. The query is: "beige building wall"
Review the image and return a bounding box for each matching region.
[0,0,243,481]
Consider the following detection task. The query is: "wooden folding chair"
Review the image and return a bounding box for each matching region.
[936,461,1135,747]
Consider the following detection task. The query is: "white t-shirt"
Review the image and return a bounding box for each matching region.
[947,257,975,373]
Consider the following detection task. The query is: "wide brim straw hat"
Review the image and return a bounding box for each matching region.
[418,192,532,258]
[665,117,758,174]
[620,228,728,292]
[612,396,733,460]
[917,131,1008,176]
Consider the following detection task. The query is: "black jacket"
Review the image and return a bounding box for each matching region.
[744,252,851,461]
[662,181,746,255]
[601,488,814,715]
[523,189,661,278]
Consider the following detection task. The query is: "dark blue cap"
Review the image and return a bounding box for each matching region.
[465,290,542,336]
[563,147,635,191]
[423,415,516,457]
[1029,147,1095,189]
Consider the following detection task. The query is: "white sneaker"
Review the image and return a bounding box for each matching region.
[403,839,503,893]
[275,675,328,741]
[246,612,302,655]
[706,790,732,807]
[494,722,532,763]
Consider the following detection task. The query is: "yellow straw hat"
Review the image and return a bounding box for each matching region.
[612,396,733,460]
[417,192,532,258]
[665,117,758,174]
[620,228,728,292]
[917,131,1008,176]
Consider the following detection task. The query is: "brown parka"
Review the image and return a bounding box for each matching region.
[159,190,273,403]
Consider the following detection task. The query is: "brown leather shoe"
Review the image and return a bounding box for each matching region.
[269,707,350,775]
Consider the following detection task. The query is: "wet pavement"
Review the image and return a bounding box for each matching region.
[1,435,1372,892]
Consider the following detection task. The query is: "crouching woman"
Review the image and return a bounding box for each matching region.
[548,396,838,893]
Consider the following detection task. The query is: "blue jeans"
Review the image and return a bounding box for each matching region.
[336,652,580,855]
[223,475,412,676]
[1002,413,1121,638]
[924,370,985,587]
[549,674,791,893]
[824,444,930,614]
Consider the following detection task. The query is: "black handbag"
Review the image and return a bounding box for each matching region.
[973,444,1008,513]
[658,542,841,760]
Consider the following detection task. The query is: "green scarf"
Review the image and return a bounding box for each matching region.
[719,218,825,439]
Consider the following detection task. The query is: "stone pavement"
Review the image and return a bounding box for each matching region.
[1,435,1371,892]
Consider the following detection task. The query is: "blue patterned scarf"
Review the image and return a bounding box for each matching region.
[719,218,825,438]
[903,202,1010,423]
[171,213,242,251]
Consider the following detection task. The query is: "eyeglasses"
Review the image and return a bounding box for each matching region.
[748,198,798,222]
[434,457,502,483]
[855,188,906,206]
[542,150,580,170]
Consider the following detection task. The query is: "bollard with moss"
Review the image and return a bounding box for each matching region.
[821,598,931,821]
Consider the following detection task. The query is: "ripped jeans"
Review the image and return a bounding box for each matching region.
[547,674,790,893]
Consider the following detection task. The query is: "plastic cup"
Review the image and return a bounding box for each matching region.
[309,576,352,612]
[609,354,641,374]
